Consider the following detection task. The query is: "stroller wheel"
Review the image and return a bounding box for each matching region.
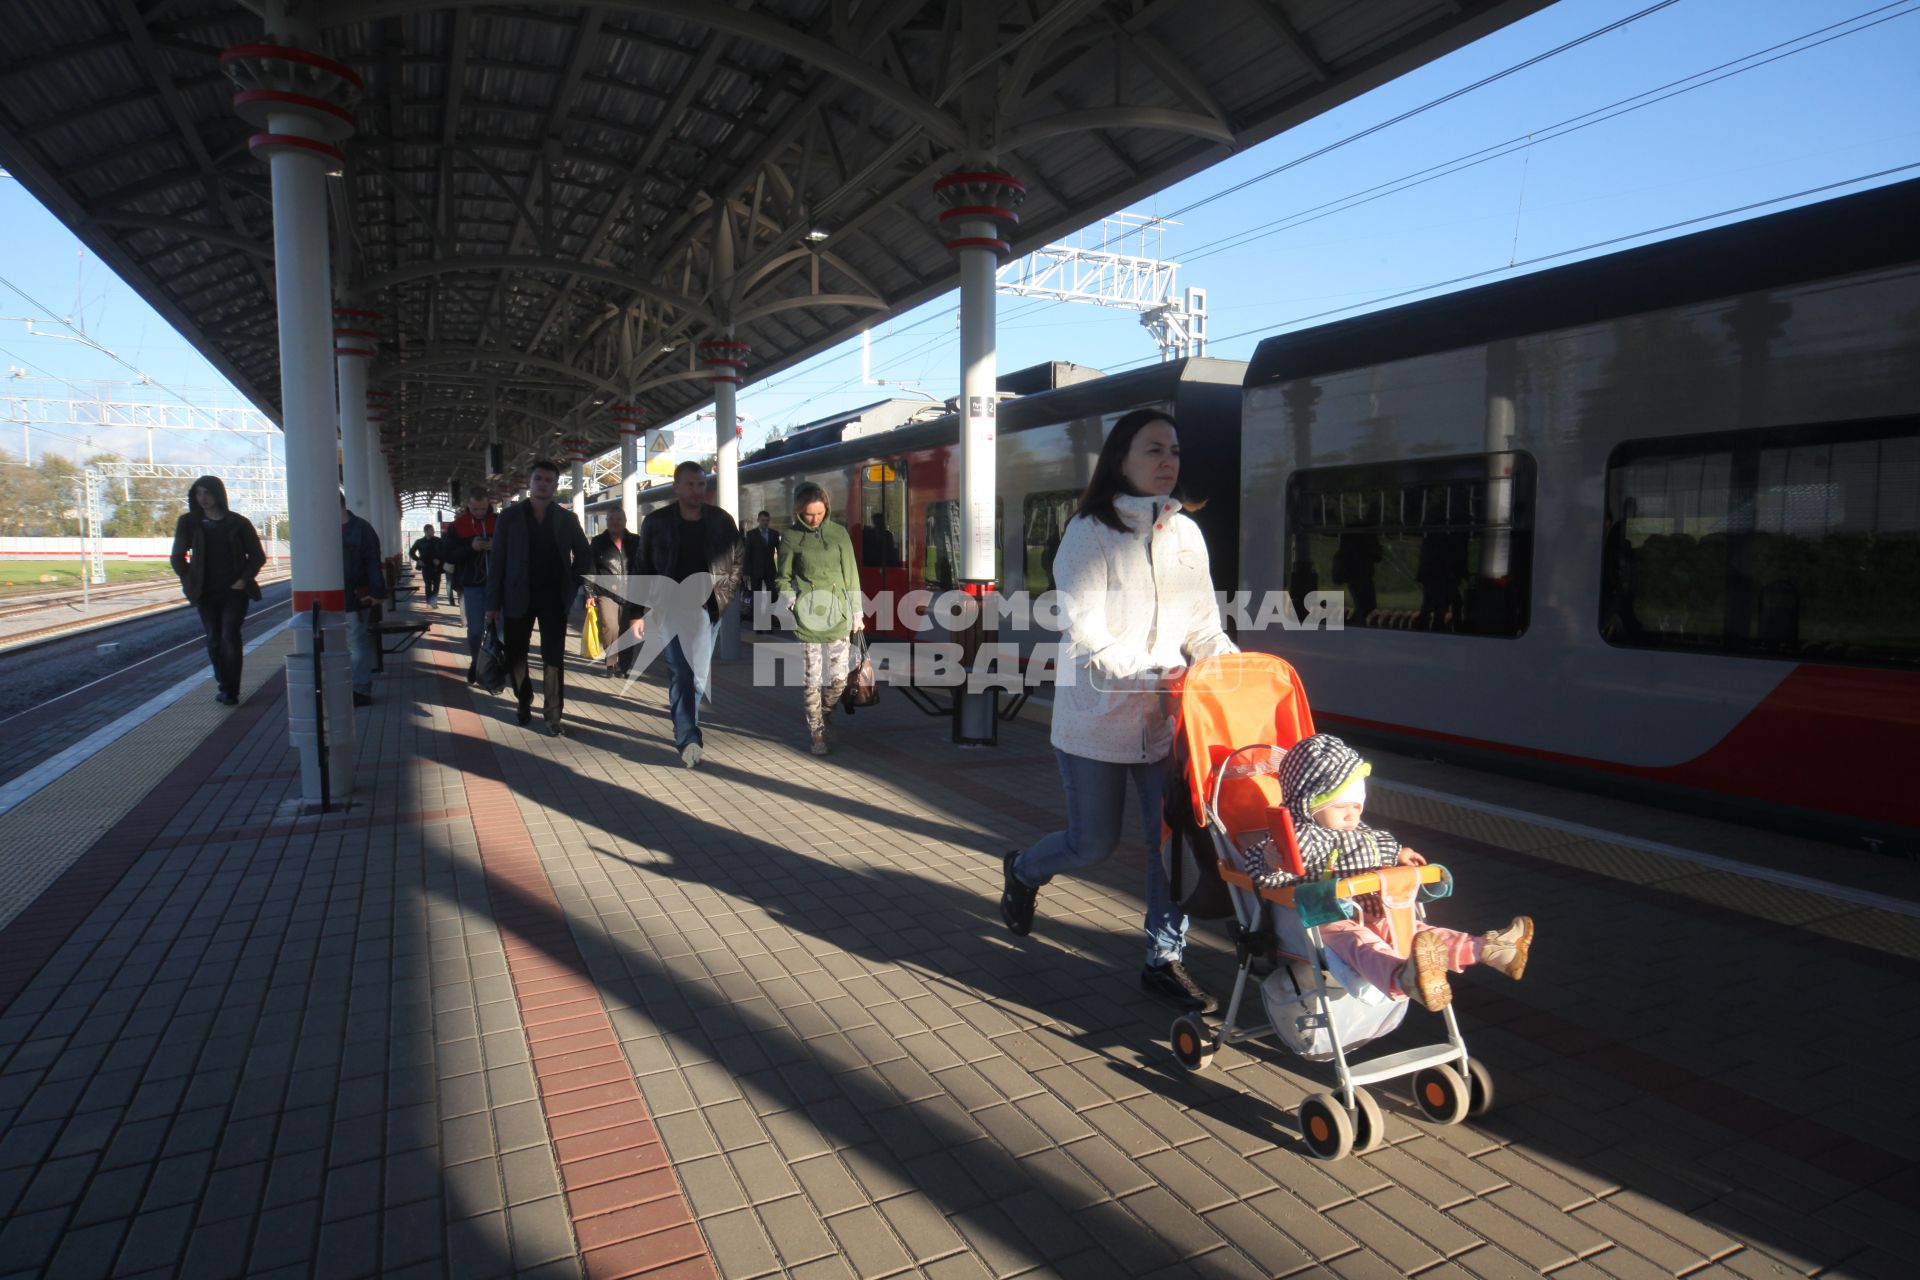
[1412,1064,1470,1126]
[1170,1015,1215,1072]
[1298,1093,1355,1161]
[1351,1087,1387,1154]
[1464,1057,1495,1116]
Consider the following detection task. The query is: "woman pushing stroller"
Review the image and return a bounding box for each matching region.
[999,408,1236,1011]
[1246,733,1535,1012]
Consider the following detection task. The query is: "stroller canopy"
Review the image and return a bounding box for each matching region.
[1174,651,1316,840]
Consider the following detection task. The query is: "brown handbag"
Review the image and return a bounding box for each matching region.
[841,633,880,710]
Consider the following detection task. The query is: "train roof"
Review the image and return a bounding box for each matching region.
[1244,177,1920,388]
[600,356,1246,507]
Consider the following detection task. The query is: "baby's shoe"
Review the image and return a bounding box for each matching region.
[1395,931,1452,1012]
[1479,916,1534,981]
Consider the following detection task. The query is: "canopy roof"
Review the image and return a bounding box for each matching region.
[0,0,1547,491]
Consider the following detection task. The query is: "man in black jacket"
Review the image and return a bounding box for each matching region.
[341,494,386,707]
[635,461,743,767]
[485,460,592,735]
[587,506,641,674]
[409,523,444,605]
[742,510,780,630]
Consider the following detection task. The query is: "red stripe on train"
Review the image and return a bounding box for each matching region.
[1320,663,1920,829]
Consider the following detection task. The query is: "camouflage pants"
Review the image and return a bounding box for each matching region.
[803,639,852,736]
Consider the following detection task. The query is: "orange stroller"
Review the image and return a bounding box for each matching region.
[1164,652,1494,1160]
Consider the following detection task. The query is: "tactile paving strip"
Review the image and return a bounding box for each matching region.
[1368,783,1920,960]
[0,627,296,931]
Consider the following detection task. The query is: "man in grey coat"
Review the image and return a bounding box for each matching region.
[485,459,592,735]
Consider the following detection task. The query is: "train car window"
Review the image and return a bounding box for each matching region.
[1284,453,1535,638]
[1603,419,1919,666]
[862,463,906,568]
[925,499,1004,591]
[1023,491,1078,593]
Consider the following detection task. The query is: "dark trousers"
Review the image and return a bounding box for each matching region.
[196,591,249,698]
[422,570,442,600]
[504,603,569,727]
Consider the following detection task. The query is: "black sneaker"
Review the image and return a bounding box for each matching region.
[1141,960,1218,1014]
[516,705,533,727]
[1000,851,1037,937]
[352,692,373,708]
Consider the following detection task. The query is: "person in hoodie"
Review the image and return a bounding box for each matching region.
[440,487,497,683]
[169,475,265,706]
[999,409,1237,1013]
[1242,733,1534,1012]
[775,482,862,755]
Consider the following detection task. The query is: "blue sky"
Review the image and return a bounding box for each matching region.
[2,0,1916,480]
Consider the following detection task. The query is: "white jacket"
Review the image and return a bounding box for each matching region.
[1050,494,1235,763]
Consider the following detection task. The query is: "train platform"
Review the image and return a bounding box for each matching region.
[0,599,1915,1280]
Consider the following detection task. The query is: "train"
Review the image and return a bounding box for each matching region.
[589,178,1920,850]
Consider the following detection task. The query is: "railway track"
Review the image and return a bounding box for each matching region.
[0,572,292,649]
[0,575,188,621]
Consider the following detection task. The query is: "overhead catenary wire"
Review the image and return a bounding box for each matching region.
[1170,1,1920,267]
[1156,0,1688,224]
[822,3,1920,405]
[758,2,1910,422]
[1095,163,1920,379]
[0,272,274,461]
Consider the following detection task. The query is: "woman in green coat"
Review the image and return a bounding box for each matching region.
[776,482,862,754]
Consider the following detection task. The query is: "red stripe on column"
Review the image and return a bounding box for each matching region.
[292,588,346,611]
[426,643,717,1279]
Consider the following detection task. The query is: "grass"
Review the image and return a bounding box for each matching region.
[0,560,179,592]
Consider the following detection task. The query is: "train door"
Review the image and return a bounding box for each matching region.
[859,459,909,634]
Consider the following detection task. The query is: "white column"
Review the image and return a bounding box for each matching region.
[335,308,377,521]
[933,165,1026,744]
[571,447,588,527]
[934,171,1026,584]
[614,405,643,528]
[226,38,362,807]
[699,341,748,520]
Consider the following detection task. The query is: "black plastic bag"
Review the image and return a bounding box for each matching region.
[475,622,510,694]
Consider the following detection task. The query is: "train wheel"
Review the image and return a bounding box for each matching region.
[1412,1064,1470,1126]
[1351,1087,1387,1154]
[1170,1015,1214,1072]
[1298,1093,1354,1161]
[1465,1058,1495,1117]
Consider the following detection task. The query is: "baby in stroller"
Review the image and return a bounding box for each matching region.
[1244,734,1533,1012]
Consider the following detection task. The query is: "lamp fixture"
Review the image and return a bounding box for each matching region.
[804,226,831,242]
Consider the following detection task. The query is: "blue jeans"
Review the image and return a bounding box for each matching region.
[462,588,488,659]
[663,637,704,750]
[348,608,373,696]
[1013,750,1187,966]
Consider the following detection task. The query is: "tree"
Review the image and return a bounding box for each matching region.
[0,448,83,536]
[97,457,182,537]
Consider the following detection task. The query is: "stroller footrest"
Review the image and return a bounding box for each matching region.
[1344,1043,1464,1088]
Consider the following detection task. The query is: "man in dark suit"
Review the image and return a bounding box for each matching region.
[485,459,592,736]
[588,506,641,674]
[743,509,782,631]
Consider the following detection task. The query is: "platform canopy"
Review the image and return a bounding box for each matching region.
[0,0,1548,492]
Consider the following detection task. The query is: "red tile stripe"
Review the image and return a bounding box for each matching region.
[426,641,716,1280]
[0,670,288,1014]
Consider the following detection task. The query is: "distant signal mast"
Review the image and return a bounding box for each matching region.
[996,212,1207,361]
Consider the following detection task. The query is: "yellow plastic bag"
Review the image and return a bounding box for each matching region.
[582,597,604,659]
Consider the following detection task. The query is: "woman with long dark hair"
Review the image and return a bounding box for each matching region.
[1000,408,1235,1010]
[169,475,265,705]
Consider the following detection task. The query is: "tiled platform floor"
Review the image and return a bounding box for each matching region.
[0,609,1915,1279]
